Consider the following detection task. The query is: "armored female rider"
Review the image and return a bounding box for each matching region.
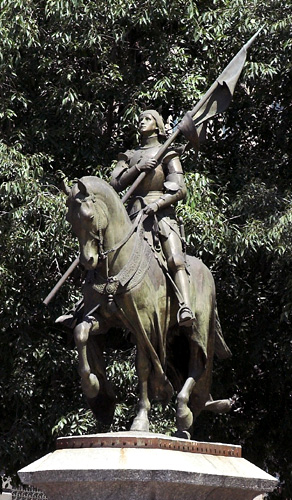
[110,110,195,327]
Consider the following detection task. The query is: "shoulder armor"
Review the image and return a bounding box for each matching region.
[162,149,179,164]
[164,180,181,193]
[117,149,136,162]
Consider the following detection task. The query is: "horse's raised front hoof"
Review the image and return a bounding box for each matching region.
[130,417,150,432]
[55,313,77,329]
[176,406,193,432]
[81,373,100,399]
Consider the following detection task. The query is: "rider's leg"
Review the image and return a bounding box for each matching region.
[162,232,195,326]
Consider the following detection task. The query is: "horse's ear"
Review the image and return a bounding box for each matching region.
[60,179,71,196]
[78,179,89,196]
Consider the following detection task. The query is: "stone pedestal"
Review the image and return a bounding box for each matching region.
[18,432,278,500]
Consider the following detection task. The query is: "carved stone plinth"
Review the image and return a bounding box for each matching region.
[18,432,278,500]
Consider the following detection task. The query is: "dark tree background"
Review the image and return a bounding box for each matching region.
[0,1,291,498]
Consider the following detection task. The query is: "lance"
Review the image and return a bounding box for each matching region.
[43,29,261,305]
[43,256,80,305]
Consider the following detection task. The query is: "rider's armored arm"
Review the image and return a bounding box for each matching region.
[110,158,140,193]
[155,156,187,210]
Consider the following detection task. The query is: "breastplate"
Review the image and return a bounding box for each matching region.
[129,145,165,196]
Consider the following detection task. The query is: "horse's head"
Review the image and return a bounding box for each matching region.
[64,177,109,270]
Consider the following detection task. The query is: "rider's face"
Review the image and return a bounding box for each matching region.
[139,114,157,135]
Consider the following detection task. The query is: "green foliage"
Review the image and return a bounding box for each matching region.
[0,0,291,498]
[0,142,82,474]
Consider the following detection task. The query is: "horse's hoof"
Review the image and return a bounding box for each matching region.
[176,406,193,431]
[130,418,150,432]
[173,430,191,440]
[81,373,100,399]
[204,398,232,414]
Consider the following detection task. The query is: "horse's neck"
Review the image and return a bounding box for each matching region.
[107,231,137,276]
[102,195,135,275]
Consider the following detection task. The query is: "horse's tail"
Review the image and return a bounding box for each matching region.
[214,305,232,360]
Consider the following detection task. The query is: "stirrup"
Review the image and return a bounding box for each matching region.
[177,305,195,327]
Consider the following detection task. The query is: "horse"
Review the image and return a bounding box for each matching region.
[63,175,231,436]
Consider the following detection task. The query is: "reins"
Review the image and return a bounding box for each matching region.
[95,208,147,261]
[88,208,151,304]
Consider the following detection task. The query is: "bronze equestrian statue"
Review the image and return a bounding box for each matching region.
[60,111,231,436]
[49,32,263,437]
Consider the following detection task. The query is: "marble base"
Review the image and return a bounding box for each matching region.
[18,432,278,500]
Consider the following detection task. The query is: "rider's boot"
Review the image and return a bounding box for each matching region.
[174,268,195,327]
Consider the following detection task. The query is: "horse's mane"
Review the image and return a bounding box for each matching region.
[68,176,130,225]
[76,176,117,197]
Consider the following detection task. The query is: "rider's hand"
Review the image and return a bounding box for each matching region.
[144,202,159,215]
[137,158,158,172]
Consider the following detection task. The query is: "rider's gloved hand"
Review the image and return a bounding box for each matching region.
[137,158,158,172]
[144,202,159,215]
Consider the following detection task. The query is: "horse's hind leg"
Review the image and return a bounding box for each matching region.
[74,320,100,399]
[176,341,205,435]
[176,377,196,435]
[130,346,151,432]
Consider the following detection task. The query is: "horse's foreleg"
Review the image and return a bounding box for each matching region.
[130,347,151,432]
[74,320,100,399]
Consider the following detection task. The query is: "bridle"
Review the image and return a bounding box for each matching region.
[86,197,108,261]
[85,196,147,263]
[82,199,150,307]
